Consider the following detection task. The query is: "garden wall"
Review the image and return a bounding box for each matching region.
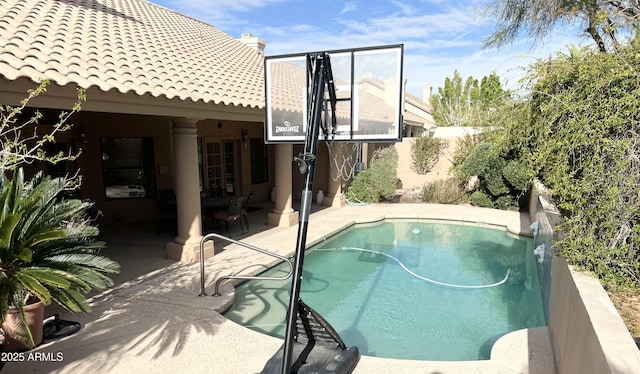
[394,127,482,189]
[533,187,640,373]
[548,257,640,373]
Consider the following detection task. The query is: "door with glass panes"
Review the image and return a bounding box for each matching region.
[204,140,241,197]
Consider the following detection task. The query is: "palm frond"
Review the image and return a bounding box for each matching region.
[15,272,51,305]
[48,287,91,314]
[26,266,91,294]
[0,213,23,259]
[20,268,74,289]
[23,228,69,249]
[0,282,16,322]
[41,255,119,290]
[45,254,120,273]
[31,240,106,260]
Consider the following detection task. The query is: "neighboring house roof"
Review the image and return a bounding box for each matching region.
[0,0,264,115]
[405,91,432,114]
[403,110,427,124]
[404,91,435,129]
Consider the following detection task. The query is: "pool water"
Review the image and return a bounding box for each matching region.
[223,220,546,361]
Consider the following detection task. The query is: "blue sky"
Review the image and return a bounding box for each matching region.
[150,0,587,98]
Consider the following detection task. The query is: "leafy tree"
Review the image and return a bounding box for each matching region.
[430,70,476,127]
[0,80,85,173]
[479,73,505,108]
[431,71,507,127]
[483,0,640,53]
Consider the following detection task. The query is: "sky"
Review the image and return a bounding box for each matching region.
[150,0,590,98]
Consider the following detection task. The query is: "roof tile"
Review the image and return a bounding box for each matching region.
[0,0,265,109]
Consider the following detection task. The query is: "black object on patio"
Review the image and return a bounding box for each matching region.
[260,301,360,374]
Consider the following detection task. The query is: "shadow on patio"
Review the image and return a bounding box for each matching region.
[2,200,323,373]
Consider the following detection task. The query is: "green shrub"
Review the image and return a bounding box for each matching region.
[484,160,510,196]
[470,191,493,208]
[502,160,531,192]
[500,44,640,287]
[346,146,398,203]
[411,136,447,174]
[459,142,497,177]
[421,178,469,204]
[457,140,531,209]
[345,168,378,202]
[452,133,484,178]
[494,195,518,210]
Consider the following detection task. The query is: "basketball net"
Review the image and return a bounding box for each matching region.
[325,140,361,182]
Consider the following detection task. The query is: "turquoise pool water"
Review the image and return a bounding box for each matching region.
[224,220,546,361]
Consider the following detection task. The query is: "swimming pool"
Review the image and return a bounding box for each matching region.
[223,219,546,361]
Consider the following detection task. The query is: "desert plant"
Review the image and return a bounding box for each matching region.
[470,191,493,208]
[421,178,469,204]
[346,146,398,203]
[411,136,447,174]
[0,168,120,348]
[516,44,640,286]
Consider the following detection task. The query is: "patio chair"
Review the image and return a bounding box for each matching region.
[212,196,247,234]
[240,192,253,230]
[207,187,227,198]
[261,300,360,373]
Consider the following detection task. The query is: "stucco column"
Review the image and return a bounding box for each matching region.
[323,142,346,207]
[268,143,299,227]
[166,119,211,262]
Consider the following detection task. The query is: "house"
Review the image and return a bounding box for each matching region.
[404,85,436,137]
[0,0,435,262]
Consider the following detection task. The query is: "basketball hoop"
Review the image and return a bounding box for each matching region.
[326,141,361,181]
[261,45,405,374]
[264,45,404,144]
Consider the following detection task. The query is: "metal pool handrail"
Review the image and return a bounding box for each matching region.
[199,232,293,297]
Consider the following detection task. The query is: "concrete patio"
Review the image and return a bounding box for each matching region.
[3,202,556,374]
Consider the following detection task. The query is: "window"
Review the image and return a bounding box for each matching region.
[101,137,155,199]
[250,138,268,184]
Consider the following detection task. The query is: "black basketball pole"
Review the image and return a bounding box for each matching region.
[281,52,336,374]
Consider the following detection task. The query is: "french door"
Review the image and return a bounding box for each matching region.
[204,139,241,197]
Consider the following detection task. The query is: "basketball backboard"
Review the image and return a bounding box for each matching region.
[264,44,404,144]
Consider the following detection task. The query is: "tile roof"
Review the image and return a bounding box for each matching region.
[405,91,432,113]
[0,0,264,109]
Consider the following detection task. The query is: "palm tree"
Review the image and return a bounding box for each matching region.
[0,168,120,348]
